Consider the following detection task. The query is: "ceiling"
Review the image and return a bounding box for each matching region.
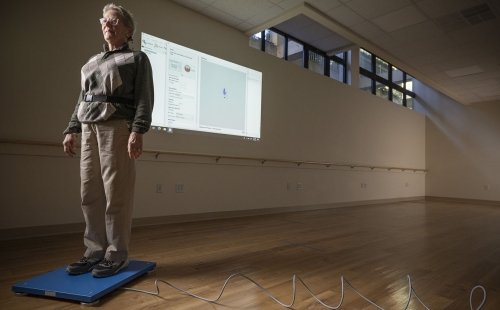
[171,0,500,105]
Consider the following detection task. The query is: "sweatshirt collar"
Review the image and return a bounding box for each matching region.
[103,42,130,52]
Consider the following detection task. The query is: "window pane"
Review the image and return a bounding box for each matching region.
[392,66,404,84]
[392,89,403,105]
[287,40,303,67]
[249,32,261,50]
[375,82,389,100]
[264,30,285,59]
[406,95,414,109]
[376,57,389,79]
[406,74,414,91]
[360,49,372,71]
[335,51,345,60]
[308,50,324,74]
[330,59,344,83]
[359,74,372,93]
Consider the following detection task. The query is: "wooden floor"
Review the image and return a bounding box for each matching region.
[1,200,500,309]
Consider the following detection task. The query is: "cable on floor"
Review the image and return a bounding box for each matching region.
[122,273,487,309]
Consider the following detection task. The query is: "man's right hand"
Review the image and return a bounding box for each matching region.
[63,133,77,157]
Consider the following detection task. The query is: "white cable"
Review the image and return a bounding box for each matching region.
[122,273,486,310]
[470,285,487,310]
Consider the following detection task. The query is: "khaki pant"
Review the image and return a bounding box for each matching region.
[80,119,135,262]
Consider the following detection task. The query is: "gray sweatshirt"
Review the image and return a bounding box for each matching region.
[64,43,154,134]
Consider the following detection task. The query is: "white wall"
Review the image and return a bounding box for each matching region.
[0,0,426,230]
[415,81,500,201]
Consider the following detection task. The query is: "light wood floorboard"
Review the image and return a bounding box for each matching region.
[1,200,499,309]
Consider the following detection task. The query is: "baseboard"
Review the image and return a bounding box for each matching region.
[0,222,86,241]
[425,196,500,206]
[132,196,426,228]
[0,196,425,240]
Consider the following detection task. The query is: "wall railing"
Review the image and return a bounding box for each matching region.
[0,139,427,173]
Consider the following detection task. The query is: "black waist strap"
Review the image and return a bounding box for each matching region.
[83,94,134,106]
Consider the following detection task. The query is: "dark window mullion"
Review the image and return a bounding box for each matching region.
[261,30,266,52]
[324,57,330,77]
[284,36,288,61]
[304,48,309,69]
[331,54,344,64]
[388,64,393,102]
[371,54,376,94]
[402,72,407,107]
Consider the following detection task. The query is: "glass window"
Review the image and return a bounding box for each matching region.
[376,82,389,100]
[357,48,416,109]
[406,95,414,109]
[392,66,404,85]
[287,39,303,67]
[308,50,324,75]
[360,49,372,71]
[249,32,262,50]
[406,74,414,92]
[376,57,389,79]
[264,30,285,59]
[330,60,344,82]
[392,89,403,105]
[359,74,372,93]
[335,51,345,60]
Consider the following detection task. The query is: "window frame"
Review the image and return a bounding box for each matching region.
[359,48,416,108]
[257,27,348,84]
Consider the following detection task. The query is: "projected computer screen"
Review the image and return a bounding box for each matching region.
[141,32,262,140]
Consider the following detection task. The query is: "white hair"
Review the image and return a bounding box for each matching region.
[103,3,136,42]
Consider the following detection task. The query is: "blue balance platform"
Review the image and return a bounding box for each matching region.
[12,260,156,304]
